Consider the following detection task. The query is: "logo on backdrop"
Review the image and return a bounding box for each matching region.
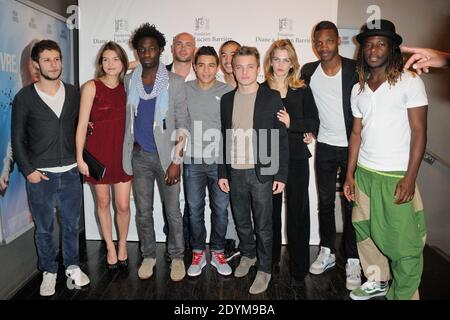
[193,17,231,45]
[279,18,293,33]
[114,18,130,45]
[278,17,295,38]
[115,19,129,33]
[195,17,210,32]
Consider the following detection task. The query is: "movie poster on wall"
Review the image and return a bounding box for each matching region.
[0,0,73,244]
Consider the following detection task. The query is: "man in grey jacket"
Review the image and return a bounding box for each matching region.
[122,23,190,282]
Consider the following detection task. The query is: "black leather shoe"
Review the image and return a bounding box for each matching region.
[272,262,281,274]
[290,276,306,287]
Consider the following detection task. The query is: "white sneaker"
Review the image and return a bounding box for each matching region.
[210,251,232,276]
[40,272,57,296]
[350,281,388,300]
[346,258,362,290]
[309,247,336,275]
[187,251,207,277]
[65,265,90,287]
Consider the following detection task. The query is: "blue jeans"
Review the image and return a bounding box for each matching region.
[132,147,184,259]
[184,162,229,251]
[26,167,82,273]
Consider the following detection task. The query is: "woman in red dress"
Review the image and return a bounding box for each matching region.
[76,42,132,270]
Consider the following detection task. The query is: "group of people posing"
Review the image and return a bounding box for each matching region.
[11,19,429,300]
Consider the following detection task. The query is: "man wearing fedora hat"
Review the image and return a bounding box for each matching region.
[344,19,428,300]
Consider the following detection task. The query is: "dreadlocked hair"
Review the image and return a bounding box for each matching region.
[356,39,404,93]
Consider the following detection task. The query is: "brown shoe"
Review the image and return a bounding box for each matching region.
[138,258,156,279]
[234,256,256,278]
[170,259,186,282]
[249,271,271,294]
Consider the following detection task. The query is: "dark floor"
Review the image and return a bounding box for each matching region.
[12,235,450,300]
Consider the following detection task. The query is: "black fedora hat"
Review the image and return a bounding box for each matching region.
[356,19,402,46]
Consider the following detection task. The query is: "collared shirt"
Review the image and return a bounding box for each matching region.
[170,64,196,82]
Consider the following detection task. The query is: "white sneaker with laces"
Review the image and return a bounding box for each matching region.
[210,251,232,276]
[65,265,90,287]
[346,258,362,290]
[187,251,207,277]
[40,272,57,296]
[309,246,336,275]
[350,281,388,300]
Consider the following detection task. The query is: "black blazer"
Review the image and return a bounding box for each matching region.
[300,56,358,141]
[261,81,319,160]
[218,85,289,184]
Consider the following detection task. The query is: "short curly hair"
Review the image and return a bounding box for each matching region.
[130,23,166,50]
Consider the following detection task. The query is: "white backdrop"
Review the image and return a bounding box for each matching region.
[79,0,339,244]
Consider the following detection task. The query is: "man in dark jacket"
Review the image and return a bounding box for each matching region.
[301,21,361,290]
[12,40,89,297]
[218,46,288,294]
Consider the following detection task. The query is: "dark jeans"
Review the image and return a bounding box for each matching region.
[184,162,229,251]
[26,166,82,273]
[229,169,273,274]
[162,191,190,247]
[286,159,310,279]
[272,193,282,266]
[132,147,184,260]
[316,142,358,259]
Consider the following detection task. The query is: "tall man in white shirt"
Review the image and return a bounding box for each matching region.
[301,21,361,290]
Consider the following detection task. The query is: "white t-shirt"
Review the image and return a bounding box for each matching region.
[351,71,428,171]
[35,81,77,173]
[35,81,65,118]
[170,64,196,82]
[310,64,348,147]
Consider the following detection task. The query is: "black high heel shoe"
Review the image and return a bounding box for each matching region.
[106,246,118,271]
[117,242,128,269]
[106,260,118,271]
[117,258,128,269]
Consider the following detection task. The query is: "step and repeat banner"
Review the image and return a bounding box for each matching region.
[0,0,73,244]
[79,0,339,244]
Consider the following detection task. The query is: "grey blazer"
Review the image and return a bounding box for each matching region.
[122,71,190,175]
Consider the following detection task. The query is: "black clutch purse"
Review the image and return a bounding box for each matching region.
[83,149,106,181]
